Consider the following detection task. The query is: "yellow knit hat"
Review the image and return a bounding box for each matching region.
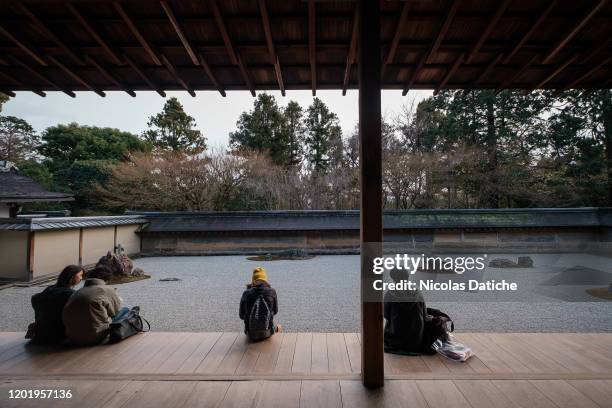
[252,267,268,285]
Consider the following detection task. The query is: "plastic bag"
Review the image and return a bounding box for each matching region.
[432,334,474,362]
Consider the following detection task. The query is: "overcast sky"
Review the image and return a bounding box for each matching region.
[3,89,432,149]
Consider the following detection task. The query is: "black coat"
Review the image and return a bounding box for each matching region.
[31,285,74,344]
[383,289,427,354]
[239,283,278,337]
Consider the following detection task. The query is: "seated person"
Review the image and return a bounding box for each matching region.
[28,265,84,344]
[62,266,123,346]
[239,267,281,341]
[384,268,429,354]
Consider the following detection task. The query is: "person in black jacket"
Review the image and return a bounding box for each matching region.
[383,268,429,354]
[239,267,281,341]
[28,265,84,345]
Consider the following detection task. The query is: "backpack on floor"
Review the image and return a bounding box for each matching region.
[248,295,272,341]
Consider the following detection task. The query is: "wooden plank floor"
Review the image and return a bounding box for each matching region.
[1,332,611,407]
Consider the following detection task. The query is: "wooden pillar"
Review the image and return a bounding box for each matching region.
[358,0,384,388]
[113,225,118,250]
[27,231,35,281]
[78,228,84,266]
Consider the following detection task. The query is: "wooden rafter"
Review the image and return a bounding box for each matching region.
[17,3,83,66]
[471,53,504,87]
[342,4,359,96]
[434,52,464,94]
[0,71,45,97]
[160,0,199,66]
[0,90,16,97]
[503,0,559,64]
[580,37,612,66]
[0,24,48,66]
[403,0,459,95]
[65,2,123,66]
[208,0,254,96]
[563,55,612,90]
[382,0,410,78]
[47,55,105,96]
[425,0,460,65]
[84,55,135,97]
[208,0,238,65]
[496,53,539,93]
[527,54,579,93]
[465,0,510,64]
[258,0,285,96]
[541,0,607,64]
[113,1,161,66]
[123,54,165,97]
[160,53,195,97]
[237,53,256,97]
[197,53,225,97]
[308,0,316,96]
[7,55,75,97]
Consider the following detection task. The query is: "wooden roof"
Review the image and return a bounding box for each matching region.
[0,168,73,203]
[0,0,610,97]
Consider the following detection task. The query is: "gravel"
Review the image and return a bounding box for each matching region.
[1,254,611,333]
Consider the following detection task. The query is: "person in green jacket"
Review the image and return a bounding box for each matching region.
[62,266,123,346]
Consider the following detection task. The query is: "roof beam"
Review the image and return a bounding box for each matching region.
[526,54,579,93]
[308,0,316,95]
[541,0,607,64]
[160,0,199,66]
[342,4,359,96]
[123,54,165,97]
[16,3,84,65]
[0,71,46,96]
[113,1,162,66]
[237,53,255,97]
[470,53,504,87]
[563,55,612,90]
[84,54,135,97]
[425,0,460,65]
[258,0,285,96]
[208,0,254,96]
[65,2,123,66]
[465,0,511,64]
[6,55,75,97]
[197,53,225,96]
[503,0,559,64]
[382,0,410,78]
[208,0,238,65]
[403,0,459,95]
[496,53,539,93]
[0,90,16,97]
[434,52,464,94]
[0,24,48,66]
[47,55,105,96]
[160,53,195,96]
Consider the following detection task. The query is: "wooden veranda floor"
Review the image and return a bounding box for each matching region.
[1,332,611,407]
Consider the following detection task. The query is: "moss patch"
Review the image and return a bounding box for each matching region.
[107,274,151,285]
[585,287,612,301]
[247,255,315,261]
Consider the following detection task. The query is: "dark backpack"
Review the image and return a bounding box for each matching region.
[248,295,272,341]
[421,307,454,354]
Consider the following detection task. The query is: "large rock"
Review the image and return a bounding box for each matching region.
[488,258,517,268]
[517,256,534,267]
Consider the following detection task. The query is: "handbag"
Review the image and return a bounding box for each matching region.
[108,306,150,344]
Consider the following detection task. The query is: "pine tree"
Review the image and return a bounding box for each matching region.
[144,97,206,153]
[278,101,305,167]
[229,93,282,157]
[304,97,342,173]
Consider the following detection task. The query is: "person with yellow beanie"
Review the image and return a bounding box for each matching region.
[239,267,282,341]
